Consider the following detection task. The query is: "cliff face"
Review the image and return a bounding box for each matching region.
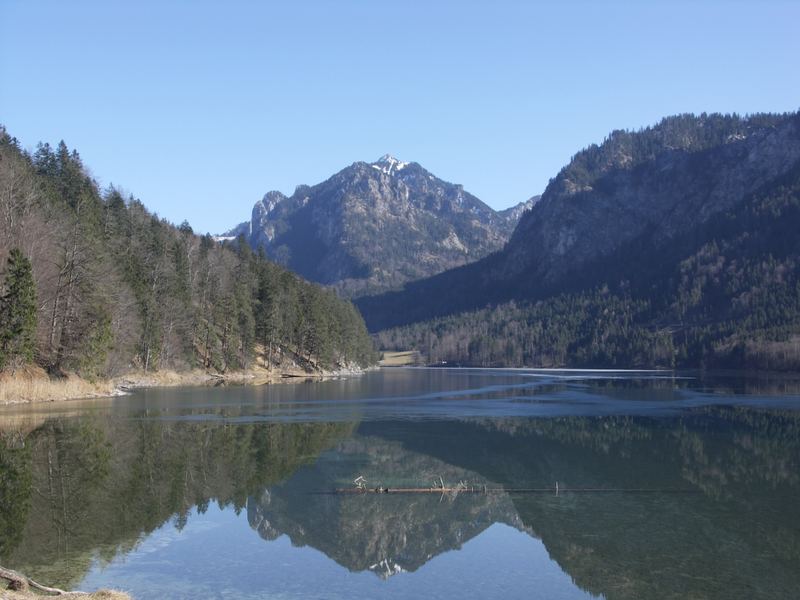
[357,112,800,339]
[228,156,526,297]
[503,113,800,284]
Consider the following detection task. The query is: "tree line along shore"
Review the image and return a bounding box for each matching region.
[0,128,377,404]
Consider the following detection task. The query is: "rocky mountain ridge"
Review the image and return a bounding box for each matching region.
[498,194,540,223]
[360,112,800,326]
[359,112,800,369]
[224,155,531,297]
[503,112,800,286]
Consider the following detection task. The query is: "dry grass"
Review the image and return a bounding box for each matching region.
[1,351,364,406]
[112,366,288,390]
[0,365,284,406]
[379,350,421,366]
[0,367,115,405]
[112,368,221,388]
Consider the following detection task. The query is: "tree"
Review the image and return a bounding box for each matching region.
[0,248,38,369]
[0,132,377,377]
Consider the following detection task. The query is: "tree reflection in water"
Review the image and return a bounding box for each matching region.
[0,398,798,599]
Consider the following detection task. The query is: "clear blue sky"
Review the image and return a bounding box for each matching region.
[2,1,799,234]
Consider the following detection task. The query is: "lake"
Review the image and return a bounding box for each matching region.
[1,368,799,599]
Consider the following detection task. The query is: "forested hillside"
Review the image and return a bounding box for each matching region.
[0,128,376,379]
[372,113,800,370]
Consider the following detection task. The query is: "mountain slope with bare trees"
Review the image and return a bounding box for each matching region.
[0,128,376,383]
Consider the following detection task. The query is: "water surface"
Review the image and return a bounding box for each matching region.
[1,368,798,599]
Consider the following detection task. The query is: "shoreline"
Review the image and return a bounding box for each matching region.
[5,363,799,407]
[0,364,370,406]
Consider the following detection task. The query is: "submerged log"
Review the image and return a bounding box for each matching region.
[0,565,27,592]
[330,486,699,495]
[327,475,700,496]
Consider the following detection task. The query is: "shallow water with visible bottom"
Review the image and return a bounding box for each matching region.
[1,368,799,599]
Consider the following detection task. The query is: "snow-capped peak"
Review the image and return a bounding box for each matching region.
[371,154,409,176]
[259,190,286,214]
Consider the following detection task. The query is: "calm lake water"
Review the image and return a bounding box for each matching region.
[1,368,799,599]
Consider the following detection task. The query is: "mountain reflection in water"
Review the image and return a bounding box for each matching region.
[0,369,798,599]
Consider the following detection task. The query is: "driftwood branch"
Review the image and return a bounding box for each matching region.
[0,564,85,595]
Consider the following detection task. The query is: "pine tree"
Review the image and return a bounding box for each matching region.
[0,248,38,369]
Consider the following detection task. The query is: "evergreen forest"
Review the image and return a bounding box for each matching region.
[0,128,377,379]
[373,114,800,370]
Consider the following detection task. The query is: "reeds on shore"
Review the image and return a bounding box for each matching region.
[0,362,347,406]
[0,367,114,405]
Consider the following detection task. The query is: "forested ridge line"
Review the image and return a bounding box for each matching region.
[374,113,800,370]
[377,163,800,370]
[0,127,377,382]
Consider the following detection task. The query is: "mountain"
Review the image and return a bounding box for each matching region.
[361,112,800,369]
[225,155,528,297]
[247,433,524,578]
[501,112,800,286]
